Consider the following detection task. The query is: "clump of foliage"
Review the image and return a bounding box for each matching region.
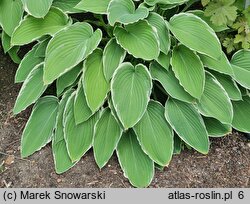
[0,0,250,187]
[202,0,250,52]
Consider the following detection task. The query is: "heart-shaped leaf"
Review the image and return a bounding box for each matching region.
[111,63,152,129]
[168,13,222,59]
[44,22,102,84]
[93,108,122,168]
[171,44,205,99]
[11,7,69,46]
[134,100,174,166]
[165,98,209,154]
[21,96,58,158]
[117,130,154,188]
[108,0,149,26]
[114,20,160,60]
[21,0,53,18]
[53,0,82,13]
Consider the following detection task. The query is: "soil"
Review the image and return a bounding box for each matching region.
[0,46,250,188]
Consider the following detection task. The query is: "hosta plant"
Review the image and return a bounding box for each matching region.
[0,0,250,187]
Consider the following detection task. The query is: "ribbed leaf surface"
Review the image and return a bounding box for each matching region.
[21,96,58,157]
[44,22,102,84]
[111,63,152,129]
[165,98,209,154]
[93,108,122,168]
[171,45,205,99]
[114,20,160,61]
[168,13,222,59]
[11,7,69,45]
[134,101,173,166]
[75,0,111,14]
[117,130,154,188]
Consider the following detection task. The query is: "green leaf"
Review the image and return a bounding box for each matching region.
[111,63,152,129]
[63,92,100,162]
[197,73,233,124]
[52,89,76,174]
[134,100,173,166]
[211,71,242,101]
[188,10,228,32]
[1,31,12,53]
[171,44,205,99]
[150,62,194,103]
[165,98,209,154]
[204,0,237,26]
[75,0,111,14]
[232,96,250,132]
[117,130,154,188]
[13,63,48,114]
[74,81,93,124]
[114,20,160,61]
[103,38,126,81]
[145,0,188,6]
[200,52,234,76]
[11,7,70,46]
[0,0,23,36]
[44,22,102,84]
[21,96,58,158]
[156,52,171,70]
[7,46,21,64]
[34,38,50,58]
[168,13,222,59]
[93,108,122,168]
[108,0,149,26]
[53,0,82,13]
[231,50,250,89]
[56,63,82,96]
[15,44,44,83]
[21,0,53,18]
[147,12,170,55]
[173,135,183,154]
[83,49,109,112]
[203,117,231,137]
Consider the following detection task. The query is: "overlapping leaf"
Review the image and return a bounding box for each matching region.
[21,0,53,18]
[108,0,149,26]
[114,20,159,60]
[75,0,111,14]
[117,130,154,188]
[168,13,222,59]
[21,96,58,158]
[165,98,209,154]
[11,7,70,46]
[93,108,122,168]
[44,22,102,84]
[134,101,173,166]
[0,0,23,36]
[83,49,109,112]
[171,45,205,99]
